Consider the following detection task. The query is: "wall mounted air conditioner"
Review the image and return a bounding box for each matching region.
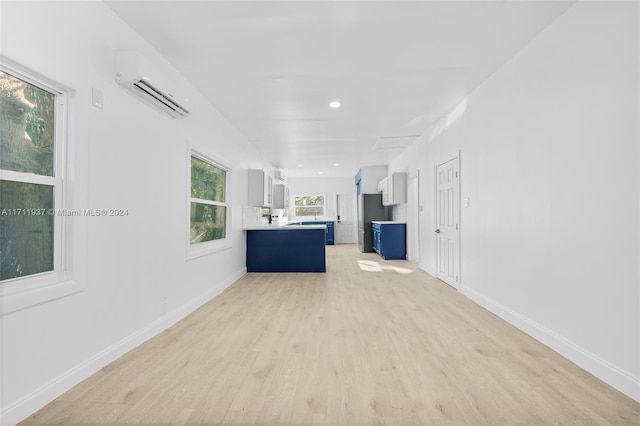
[115,51,191,119]
[274,170,285,181]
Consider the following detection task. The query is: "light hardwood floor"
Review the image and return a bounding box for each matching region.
[22,244,639,425]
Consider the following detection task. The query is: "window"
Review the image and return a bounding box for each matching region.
[0,59,81,315]
[0,66,63,282]
[293,194,325,218]
[188,150,231,257]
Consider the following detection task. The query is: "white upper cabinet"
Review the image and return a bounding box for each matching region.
[248,169,273,207]
[356,165,388,194]
[380,172,407,206]
[272,183,289,209]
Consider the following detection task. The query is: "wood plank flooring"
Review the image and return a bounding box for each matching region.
[21,244,639,425]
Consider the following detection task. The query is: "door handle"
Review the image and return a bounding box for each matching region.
[435,229,441,233]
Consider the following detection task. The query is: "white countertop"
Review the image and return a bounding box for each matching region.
[371,221,407,224]
[243,223,326,231]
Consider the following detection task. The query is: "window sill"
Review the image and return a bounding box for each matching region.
[0,279,85,316]
[186,239,232,260]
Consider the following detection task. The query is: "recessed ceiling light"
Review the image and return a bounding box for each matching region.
[329,101,341,108]
[297,164,303,167]
[318,171,324,175]
[333,163,340,167]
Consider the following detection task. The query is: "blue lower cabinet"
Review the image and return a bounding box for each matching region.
[372,224,381,253]
[372,222,406,260]
[300,221,335,245]
[246,229,326,272]
[325,222,334,245]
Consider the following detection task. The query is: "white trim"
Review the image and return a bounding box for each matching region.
[186,145,233,259]
[291,192,327,219]
[0,59,78,310]
[191,197,226,208]
[190,150,229,173]
[0,267,247,426]
[0,279,84,317]
[407,174,420,261]
[0,56,72,94]
[186,237,232,260]
[0,170,58,186]
[460,284,640,403]
[418,261,436,278]
[433,151,461,289]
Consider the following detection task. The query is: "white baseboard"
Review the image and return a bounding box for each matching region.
[418,262,434,276]
[460,284,640,403]
[0,267,246,426]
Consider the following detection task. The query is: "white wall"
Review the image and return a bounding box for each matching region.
[390,1,639,401]
[1,3,637,423]
[287,176,356,221]
[0,2,265,423]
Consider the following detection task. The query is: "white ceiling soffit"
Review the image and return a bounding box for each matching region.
[106,1,575,178]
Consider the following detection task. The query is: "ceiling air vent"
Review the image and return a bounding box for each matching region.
[373,135,420,150]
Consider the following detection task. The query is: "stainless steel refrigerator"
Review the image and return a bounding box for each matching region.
[358,193,388,252]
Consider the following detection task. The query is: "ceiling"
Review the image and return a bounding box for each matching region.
[106,0,574,178]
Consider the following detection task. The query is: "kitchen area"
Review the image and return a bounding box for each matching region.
[242,166,408,272]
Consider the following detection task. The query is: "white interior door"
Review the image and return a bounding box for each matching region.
[435,157,460,288]
[407,176,420,261]
[335,194,357,244]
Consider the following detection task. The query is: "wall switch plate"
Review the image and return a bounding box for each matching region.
[464,198,470,208]
[92,88,103,109]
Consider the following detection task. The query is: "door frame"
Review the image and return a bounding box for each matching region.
[433,150,461,289]
[335,193,357,244]
[407,173,420,261]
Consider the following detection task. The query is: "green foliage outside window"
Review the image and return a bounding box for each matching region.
[191,156,225,202]
[0,70,57,281]
[294,195,325,217]
[190,203,226,244]
[189,155,227,245]
[0,71,55,176]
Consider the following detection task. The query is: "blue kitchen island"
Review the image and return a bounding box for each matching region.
[244,224,326,272]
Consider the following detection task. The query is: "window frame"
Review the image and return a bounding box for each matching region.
[292,193,327,220]
[0,57,82,316]
[186,147,232,259]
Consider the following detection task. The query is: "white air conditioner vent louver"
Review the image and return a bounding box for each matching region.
[115,51,191,119]
[131,78,190,117]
